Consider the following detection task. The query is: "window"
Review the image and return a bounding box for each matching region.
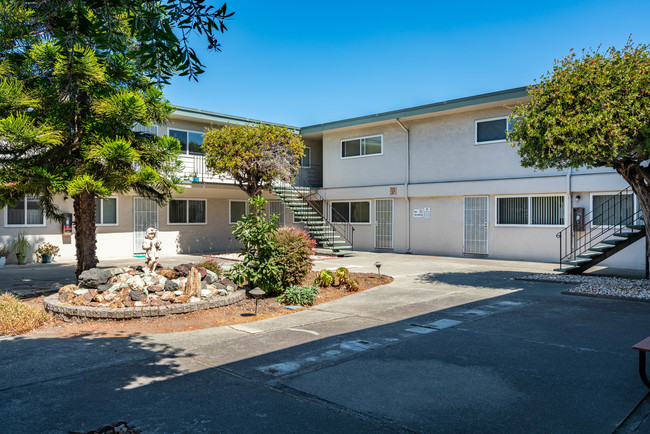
[341,135,382,158]
[168,199,206,224]
[330,201,370,223]
[496,196,565,226]
[269,200,285,226]
[5,197,45,227]
[95,198,117,225]
[230,201,248,224]
[301,147,311,168]
[476,117,508,144]
[593,194,635,226]
[133,123,158,135]
[168,129,203,155]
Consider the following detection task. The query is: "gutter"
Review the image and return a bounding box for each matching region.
[396,118,411,252]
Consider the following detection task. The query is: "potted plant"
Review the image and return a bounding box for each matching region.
[10,232,31,265]
[0,244,9,267]
[35,242,60,263]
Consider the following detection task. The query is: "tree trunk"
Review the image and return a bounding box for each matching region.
[73,191,98,277]
[614,163,650,277]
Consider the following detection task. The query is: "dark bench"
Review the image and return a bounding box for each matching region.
[633,337,650,388]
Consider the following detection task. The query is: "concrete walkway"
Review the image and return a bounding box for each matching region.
[2,252,650,433]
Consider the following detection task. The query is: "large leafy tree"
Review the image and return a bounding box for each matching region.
[0,1,232,275]
[203,123,305,197]
[508,40,650,263]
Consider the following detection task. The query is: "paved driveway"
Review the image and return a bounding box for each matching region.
[1,252,650,433]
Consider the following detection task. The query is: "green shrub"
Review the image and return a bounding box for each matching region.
[314,269,334,287]
[227,196,282,293]
[277,285,319,306]
[275,226,316,289]
[197,259,223,277]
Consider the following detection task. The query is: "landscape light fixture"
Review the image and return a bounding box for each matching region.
[249,287,265,315]
[374,261,382,276]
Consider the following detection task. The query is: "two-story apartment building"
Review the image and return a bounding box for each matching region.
[1,87,644,270]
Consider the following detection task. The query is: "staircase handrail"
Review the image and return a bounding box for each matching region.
[556,187,642,268]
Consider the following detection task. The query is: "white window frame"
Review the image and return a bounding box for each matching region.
[301,147,311,168]
[590,192,639,228]
[168,128,204,156]
[495,194,567,227]
[329,200,372,225]
[4,196,46,227]
[268,200,285,226]
[167,199,208,225]
[340,134,383,159]
[229,200,249,225]
[95,197,119,226]
[475,116,510,145]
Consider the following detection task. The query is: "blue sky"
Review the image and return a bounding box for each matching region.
[165,0,650,127]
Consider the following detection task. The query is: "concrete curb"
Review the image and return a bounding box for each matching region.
[43,289,246,322]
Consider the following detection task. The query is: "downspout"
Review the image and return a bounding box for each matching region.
[396,118,411,253]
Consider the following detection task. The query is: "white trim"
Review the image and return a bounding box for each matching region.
[95,197,119,226]
[494,194,567,227]
[374,198,394,249]
[475,116,509,145]
[340,134,383,159]
[229,199,248,225]
[329,200,372,225]
[167,198,208,225]
[3,197,47,227]
[301,147,311,168]
[167,128,205,156]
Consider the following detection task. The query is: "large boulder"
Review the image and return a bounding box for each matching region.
[78,268,112,288]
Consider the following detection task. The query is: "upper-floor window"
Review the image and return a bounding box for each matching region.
[168,199,207,224]
[4,196,45,227]
[133,123,158,135]
[475,117,508,145]
[301,147,311,168]
[496,195,565,226]
[169,129,204,155]
[95,197,118,225]
[341,135,382,158]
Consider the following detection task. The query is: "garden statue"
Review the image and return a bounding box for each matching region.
[142,227,162,274]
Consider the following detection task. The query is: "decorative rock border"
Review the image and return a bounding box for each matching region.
[44,289,245,322]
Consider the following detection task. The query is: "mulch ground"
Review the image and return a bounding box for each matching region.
[23,272,393,338]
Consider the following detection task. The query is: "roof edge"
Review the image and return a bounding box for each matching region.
[172,106,298,129]
[299,86,528,134]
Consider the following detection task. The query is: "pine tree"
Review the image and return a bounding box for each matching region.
[0,1,231,275]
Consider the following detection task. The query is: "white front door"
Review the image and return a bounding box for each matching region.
[463,196,488,255]
[133,197,159,254]
[375,199,393,249]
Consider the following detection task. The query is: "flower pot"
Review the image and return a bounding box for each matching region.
[41,254,52,264]
[193,176,200,182]
[0,257,6,267]
[16,254,26,265]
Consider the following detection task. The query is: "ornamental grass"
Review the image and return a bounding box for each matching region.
[0,293,51,335]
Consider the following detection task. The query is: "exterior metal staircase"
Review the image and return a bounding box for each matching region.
[272,182,354,256]
[555,187,646,274]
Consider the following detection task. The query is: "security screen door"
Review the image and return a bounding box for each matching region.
[375,199,393,249]
[133,197,159,254]
[463,196,488,255]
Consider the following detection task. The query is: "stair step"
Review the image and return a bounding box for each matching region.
[565,258,592,266]
[613,231,640,238]
[601,238,627,246]
[578,252,602,259]
[322,240,348,246]
[554,266,581,273]
[626,224,645,230]
[588,245,615,252]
